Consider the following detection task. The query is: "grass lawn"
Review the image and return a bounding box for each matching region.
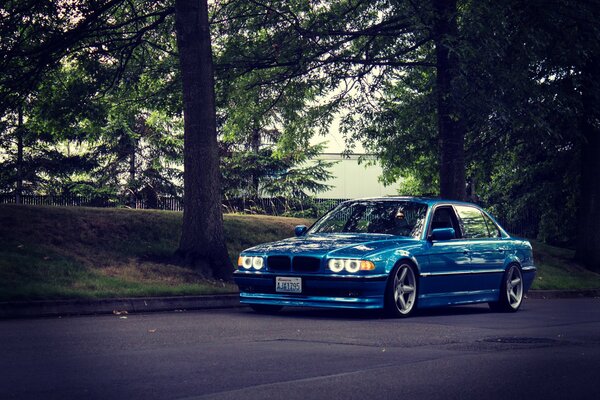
[0,204,598,301]
[530,240,600,290]
[0,204,311,301]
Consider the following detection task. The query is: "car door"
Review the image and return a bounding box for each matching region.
[454,205,506,293]
[422,205,472,299]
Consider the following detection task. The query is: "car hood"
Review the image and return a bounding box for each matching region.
[243,233,419,258]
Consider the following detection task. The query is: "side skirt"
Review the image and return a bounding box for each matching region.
[418,289,499,308]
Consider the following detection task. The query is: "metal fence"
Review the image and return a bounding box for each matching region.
[0,194,348,217]
[0,194,185,211]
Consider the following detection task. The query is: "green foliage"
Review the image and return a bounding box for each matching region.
[344,0,598,247]
[458,0,591,246]
[352,67,439,194]
[1,0,341,204]
[221,143,334,199]
[2,0,598,255]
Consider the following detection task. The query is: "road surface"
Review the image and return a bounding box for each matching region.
[1,298,599,399]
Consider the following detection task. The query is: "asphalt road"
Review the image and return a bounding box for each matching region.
[1,298,599,400]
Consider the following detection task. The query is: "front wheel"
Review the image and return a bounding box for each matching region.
[385,263,418,318]
[489,264,524,312]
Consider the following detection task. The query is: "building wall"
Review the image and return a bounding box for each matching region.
[314,153,399,199]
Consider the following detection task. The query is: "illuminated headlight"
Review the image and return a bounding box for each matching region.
[328,259,376,273]
[345,259,360,273]
[252,256,264,270]
[328,259,345,273]
[238,256,264,270]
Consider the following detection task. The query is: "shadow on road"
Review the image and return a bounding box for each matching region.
[238,303,494,320]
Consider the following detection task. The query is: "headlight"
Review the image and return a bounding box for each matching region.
[328,259,345,273]
[345,259,360,273]
[238,255,263,270]
[252,256,264,270]
[328,259,375,273]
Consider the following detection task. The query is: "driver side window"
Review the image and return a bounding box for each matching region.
[430,206,461,238]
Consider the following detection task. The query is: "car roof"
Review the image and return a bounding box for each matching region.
[344,196,481,208]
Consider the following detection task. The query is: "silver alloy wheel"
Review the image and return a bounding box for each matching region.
[393,264,417,314]
[506,265,523,309]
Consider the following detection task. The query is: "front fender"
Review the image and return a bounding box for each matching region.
[380,249,425,275]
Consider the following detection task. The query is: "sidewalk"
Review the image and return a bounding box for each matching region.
[1,290,598,319]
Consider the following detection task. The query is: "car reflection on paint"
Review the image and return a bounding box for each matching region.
[233,197,536,317]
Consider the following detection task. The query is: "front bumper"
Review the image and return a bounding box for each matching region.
[233,271,389,309]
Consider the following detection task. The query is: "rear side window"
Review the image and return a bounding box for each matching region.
[481,212,501,237]
[455,206,492,239]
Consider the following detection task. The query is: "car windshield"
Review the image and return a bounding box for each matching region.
[309,200,428,238]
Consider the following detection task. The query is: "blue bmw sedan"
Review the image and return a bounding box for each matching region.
[233,197,536,317]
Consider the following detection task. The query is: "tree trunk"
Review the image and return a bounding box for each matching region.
[15,106,24,205]
[128,137,136,208]
[576,56,600,271]
[250,126,260,197]
[129,139,136,186]
[432,0,466,201]
[174,0,233,280]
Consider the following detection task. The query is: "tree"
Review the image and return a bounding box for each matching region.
[578,55,600,270]
[573,11,600,271]
[215,1,470,199]
[174,0,232,279]
[431,0,465,200]
[221,142,334,200]
[0,61,102,198]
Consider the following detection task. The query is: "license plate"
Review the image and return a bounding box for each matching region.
[275,277,302,293]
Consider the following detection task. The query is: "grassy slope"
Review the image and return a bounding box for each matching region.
[530,240,600,290]
[0,205,598,301]
[0,205,311,301]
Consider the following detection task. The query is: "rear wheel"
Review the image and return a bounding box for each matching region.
[249,304,283,314]
[385,262,418,318]
[489,264,523,312]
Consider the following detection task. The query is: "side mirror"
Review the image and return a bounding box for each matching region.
[294,225,308,237]
[429,227,455,241]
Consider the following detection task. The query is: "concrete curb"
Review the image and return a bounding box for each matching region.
[0,293,242,319]
[1,290,599,319]
[527,289,600,299]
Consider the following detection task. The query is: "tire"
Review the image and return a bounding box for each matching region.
[249,304,283,314]
[489,264,524,312]
[385,262,418,318]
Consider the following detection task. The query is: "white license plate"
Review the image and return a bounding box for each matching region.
[275,277,302,293]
